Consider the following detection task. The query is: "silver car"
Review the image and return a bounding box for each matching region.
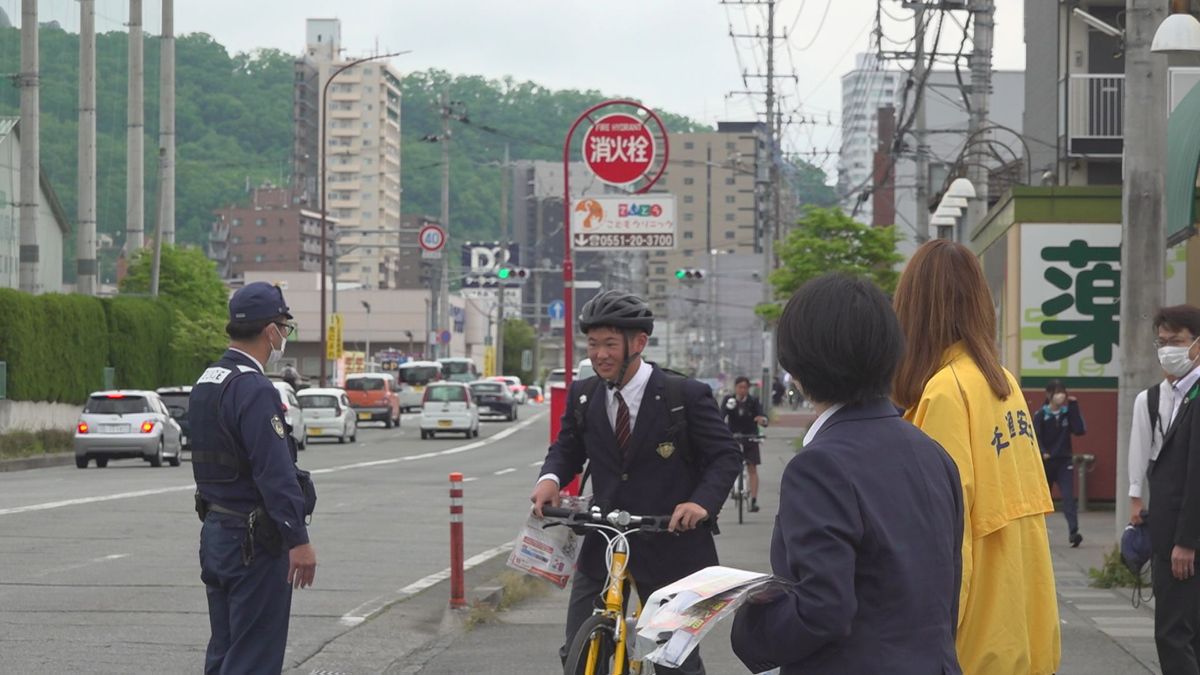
[74,390,183,468]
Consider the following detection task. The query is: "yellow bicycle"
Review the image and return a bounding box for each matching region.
[542,506,672,675]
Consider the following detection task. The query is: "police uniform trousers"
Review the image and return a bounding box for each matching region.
[561,570,705,675]
[200,513,293,675]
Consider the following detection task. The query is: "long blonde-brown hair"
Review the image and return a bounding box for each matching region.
[892,239,1011,409]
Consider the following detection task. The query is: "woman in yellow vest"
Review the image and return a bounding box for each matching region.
[892,240,1061,674]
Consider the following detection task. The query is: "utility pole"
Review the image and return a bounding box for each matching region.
[913,2,931,241]
[158,0,175,245]
[18,0,39,294]
[963,0,994,240]
[499,144,510,242]
[77,0,98,295]
[1114,0,1168,537]
[438,92,453,360]
[125,0,145,254]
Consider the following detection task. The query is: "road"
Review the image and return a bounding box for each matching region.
[0,405,552,673]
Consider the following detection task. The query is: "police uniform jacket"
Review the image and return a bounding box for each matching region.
[731,399,963,674]
[905,342,1060,675]
[190,349,309,549]
[539,364,741,587]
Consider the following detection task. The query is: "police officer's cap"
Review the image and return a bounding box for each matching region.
[229,282,293,322]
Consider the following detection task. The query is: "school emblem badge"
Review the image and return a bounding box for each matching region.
[656,442,675,459]
[271,415,286,439]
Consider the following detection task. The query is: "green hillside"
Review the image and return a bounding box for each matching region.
[0,26,833,282]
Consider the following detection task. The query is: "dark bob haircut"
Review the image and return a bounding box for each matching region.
[777,273,903,406]
[1154,305,1200,339]
[735,376,751,387]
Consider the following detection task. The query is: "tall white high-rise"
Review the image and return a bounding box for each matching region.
[837,53,901,226]
[292,19,403,290]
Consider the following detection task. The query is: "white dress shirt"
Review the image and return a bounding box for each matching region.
[1128,380,1174,499]
[537,360,654,487]
[1172,367,1200,422]
[606,360,653,432]
[802,403,846,447]
[228,347,264,374]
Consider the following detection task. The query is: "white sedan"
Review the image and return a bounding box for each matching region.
[297,388,358,444]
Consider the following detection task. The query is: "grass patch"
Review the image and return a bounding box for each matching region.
[464,571,552,630]
[0,430,74,460]
[1089,544,1141,589]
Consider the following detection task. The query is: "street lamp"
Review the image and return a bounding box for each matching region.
[361,300,372,373]
[319,49,409,387]
[1153,0,1200,54]
[945,177,977,200]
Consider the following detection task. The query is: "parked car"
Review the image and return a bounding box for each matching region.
[419,383,480,439]
[544,368,576,390]
[577,358,596,381]
[344,373,402,428]
[273,382,307,450]
[526,385,544,404]
[296,388,357,444]
[490,375,528,404]
[469,380,518,421]
[74,390,183,468]
[397,361,443,412]
[155,386,192,449]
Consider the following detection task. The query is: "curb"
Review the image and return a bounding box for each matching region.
[0,452,73,473]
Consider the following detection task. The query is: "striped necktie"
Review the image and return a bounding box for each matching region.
[614,391,632,452]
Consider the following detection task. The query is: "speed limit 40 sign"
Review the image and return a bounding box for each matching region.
[419,224,446,259]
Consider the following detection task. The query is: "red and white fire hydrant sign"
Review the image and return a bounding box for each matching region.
[582,113,657,186]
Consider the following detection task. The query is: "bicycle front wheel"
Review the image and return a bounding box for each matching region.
[565,614,635,675]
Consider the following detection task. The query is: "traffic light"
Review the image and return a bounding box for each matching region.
[674,268,706,281]
[496,266,530,284]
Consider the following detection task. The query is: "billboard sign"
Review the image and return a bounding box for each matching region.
[570,196,676,250]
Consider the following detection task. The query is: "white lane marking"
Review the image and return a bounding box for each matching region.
[338,542,515,627]
[33,553,130,578]
[494,468,516,476]
[528,461,542,467]
[462,477,479,483]
[0,412,547,518]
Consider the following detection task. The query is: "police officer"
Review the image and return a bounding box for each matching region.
[531,290,741,675]
[190,282,317,674]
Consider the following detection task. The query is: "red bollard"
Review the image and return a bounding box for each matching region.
[449,472,466,608]
[550,384,582,496]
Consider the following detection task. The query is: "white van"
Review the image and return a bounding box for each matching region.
[419,383,480,440]
[397,360,443,412]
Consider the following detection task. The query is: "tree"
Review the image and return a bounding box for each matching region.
[502,318,536,383]
[757,207,904,321]
[120,245,228,382]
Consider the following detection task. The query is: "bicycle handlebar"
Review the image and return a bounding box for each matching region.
[541,506,673,533]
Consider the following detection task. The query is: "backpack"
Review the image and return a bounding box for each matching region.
[574,367,693,492]
[1147,382,1161,437]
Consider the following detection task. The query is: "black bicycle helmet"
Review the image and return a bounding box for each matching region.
[578,290,655,335]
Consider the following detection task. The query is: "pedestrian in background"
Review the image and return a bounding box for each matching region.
[1145,304,1200,672]
[189,282,317,674]
[731,273,963,675]
[892,239,1060,675]
[1033,380,1087,547]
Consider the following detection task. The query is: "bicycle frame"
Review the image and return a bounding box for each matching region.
[587,536,639,674]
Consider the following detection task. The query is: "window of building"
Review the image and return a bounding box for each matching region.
[655,266,666,275]
[725,196,736,204]
[230,236,241,244]
[725,177,735,185]
[362,67,373,74]
[255,236,267,244]
[363,212,373,220]
[655,251,666,258]
[684,142,694,150]
[278,218,285,225]
[684,213,694,222]
[683,177,694,185]
[255,254,265,263]
[725,231,736,239]
[255,218,266,226]
[725,213,735,222]
[683,231,694,239]
[656,284,666,293]
[683,195,694,204]
[683,249,693,258]
[231,218,242,227]
[232,255,242,263]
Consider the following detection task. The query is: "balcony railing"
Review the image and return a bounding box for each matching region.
[1067,74,1124,157]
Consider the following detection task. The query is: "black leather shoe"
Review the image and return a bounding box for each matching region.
[749,500,760,513]
[1070,531,1083,548]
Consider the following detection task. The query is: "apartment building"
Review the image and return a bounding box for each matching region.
[209,186,334,280]
[838,53,903,224]
[292,18,403,290]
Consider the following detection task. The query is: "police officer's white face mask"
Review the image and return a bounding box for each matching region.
[267,323,287,369]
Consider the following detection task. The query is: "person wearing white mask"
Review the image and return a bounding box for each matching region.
[1147,304,1200,672]
[1033,380,1087,547]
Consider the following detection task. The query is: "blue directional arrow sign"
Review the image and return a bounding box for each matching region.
[547,300,566,320]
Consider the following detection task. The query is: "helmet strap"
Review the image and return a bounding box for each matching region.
[607,332,642,390]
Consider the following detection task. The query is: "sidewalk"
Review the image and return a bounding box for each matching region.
[355,426,1160,674]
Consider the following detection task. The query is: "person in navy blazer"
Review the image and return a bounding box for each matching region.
[731,274,963,675]
[532,290,741,674]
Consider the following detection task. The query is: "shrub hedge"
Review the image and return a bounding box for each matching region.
[0,289,220,404]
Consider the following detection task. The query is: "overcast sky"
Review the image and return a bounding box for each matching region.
[8,0,1025,177]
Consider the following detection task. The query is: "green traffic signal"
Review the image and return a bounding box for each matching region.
[675,269,686,279]
[497,267,512,279]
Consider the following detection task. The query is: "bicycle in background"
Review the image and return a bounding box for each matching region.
[730,433,765,524]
